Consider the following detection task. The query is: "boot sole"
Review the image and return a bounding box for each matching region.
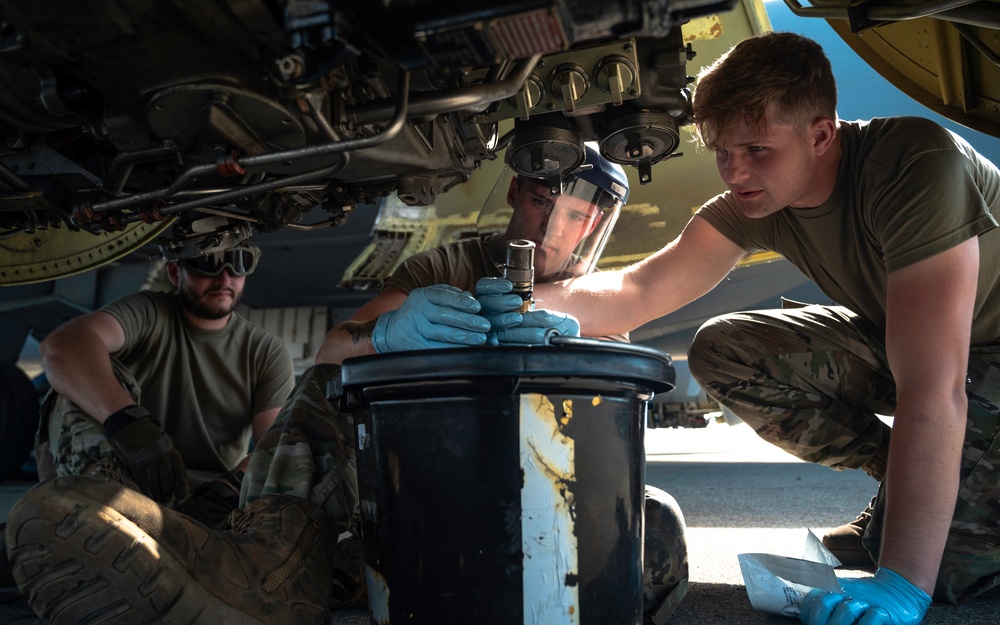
[7,484,267,625]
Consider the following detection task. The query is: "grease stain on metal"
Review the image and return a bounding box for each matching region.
[520,393,579,624]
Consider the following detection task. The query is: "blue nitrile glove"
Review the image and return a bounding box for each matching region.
[494,309,581,345]
[799,567,931,625]
[371,284,491,352]
[474,277,525,345]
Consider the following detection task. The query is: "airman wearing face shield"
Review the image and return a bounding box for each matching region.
[480,142,630,282]
[316,141,632,361]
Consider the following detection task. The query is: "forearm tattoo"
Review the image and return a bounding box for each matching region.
[345,319,377,345]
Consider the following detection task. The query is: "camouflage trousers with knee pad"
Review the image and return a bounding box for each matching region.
[242,364,688,619]
[240,363,366,608]
[688,303,1000,604]
[644,485,688,624]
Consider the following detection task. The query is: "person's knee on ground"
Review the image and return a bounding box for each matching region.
[934,545,1000,604]
[644,485,688,624]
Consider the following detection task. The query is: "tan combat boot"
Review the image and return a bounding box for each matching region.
[6,475,335,625]
[820,447,887,567]
[821,497,876,566]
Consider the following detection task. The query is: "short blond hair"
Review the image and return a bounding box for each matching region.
[692,32,837,145]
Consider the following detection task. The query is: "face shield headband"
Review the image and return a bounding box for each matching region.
[180,245,259,277]
[478,171,623,281]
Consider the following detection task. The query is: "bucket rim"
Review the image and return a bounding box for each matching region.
[340,339,675,394]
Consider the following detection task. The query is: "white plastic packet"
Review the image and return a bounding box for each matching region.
[738,530,843,617]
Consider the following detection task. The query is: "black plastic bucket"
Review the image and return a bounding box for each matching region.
[339,338,675,625]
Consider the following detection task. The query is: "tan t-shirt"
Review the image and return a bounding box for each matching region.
[387,233,629,342]
[697,117,1000,345]
[103,291,295,475]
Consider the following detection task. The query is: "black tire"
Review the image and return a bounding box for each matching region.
[0,363,39,482]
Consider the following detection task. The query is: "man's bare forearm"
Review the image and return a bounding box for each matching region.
[533,272,636,337]
[314,319,378,365]
[40,329,133,422]
[878,393,965,594]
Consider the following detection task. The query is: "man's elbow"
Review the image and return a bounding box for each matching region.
[313,336,348,366]
[37,332,65,370]
[38,323,101,374]
[314,346,339,366]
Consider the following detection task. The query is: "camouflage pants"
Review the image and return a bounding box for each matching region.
[36,359,241,525]
[242,364,688,620]
[240,364,366,607]
[644,485,689,624]
[688,303,1000,604]
[35,357,143,480]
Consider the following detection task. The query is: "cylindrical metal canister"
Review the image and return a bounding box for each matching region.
[341,339,675,625]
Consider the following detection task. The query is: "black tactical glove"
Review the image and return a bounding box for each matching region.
[103,405,189,504]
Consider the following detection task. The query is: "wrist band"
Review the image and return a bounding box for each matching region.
[103,404,151,438]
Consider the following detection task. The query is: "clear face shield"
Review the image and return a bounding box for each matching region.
[477,166,623,282]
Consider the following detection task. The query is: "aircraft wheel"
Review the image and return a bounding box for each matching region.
[0,363,39,482]
[0,220,173,286]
